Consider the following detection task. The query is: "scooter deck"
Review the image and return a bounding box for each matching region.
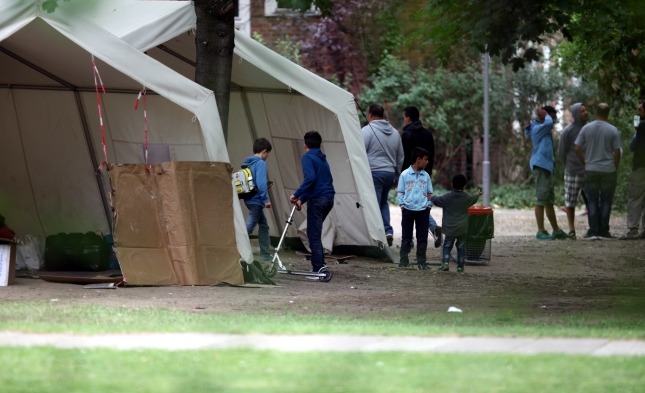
[295,251,356,264]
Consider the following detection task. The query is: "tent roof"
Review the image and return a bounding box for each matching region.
[0,0,254,263]
[78,0,356,116]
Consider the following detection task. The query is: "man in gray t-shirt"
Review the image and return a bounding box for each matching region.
[574,103,622,240]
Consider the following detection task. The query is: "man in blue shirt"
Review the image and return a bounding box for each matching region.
[525,106,571,240]
[290,131,335,278]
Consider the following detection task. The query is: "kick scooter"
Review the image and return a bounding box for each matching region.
[264,205,333,282]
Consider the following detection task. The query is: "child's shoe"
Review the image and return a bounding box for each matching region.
[417,263,431,270]
[438,263,449,272]
[536,231,552,241]
[457,266,464,273]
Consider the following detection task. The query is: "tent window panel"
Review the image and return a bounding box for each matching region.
[144,143,171,164]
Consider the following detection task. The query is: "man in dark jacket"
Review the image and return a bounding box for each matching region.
[620,101,645,239]
[290,131,335,277]
[558,103,589,238]
[401,106,441,247]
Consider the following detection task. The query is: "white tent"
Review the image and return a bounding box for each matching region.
[0,0,253,262]
[87,0,392,259]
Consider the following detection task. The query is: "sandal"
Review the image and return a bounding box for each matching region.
[619,231,640,240]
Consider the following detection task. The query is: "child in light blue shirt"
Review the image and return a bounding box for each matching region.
[397,147,433,270]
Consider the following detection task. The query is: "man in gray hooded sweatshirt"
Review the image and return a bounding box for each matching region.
[558,103,589,238]
[362,104,405,246]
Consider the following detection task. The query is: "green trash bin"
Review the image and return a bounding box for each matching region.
[465,206,494,265]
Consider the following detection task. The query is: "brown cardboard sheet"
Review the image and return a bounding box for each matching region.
[110,162,243,286]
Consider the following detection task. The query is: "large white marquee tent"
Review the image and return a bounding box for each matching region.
[0,0,253,262]
[0,0,392,264]
[99,0,391,258]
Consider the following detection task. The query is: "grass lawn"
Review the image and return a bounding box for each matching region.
[1,302,644,338]
[1,347,644,393]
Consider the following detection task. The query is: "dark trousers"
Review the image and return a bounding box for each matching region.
[371,171,396,236]
[400,208,429,266]
[307,197,334,271]
[443,236,467,267]
[585,171,617,236]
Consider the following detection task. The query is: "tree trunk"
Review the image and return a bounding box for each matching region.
[194,0,236,143]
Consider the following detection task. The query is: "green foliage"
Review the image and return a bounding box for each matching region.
[360,54,565,187]
[41,0,69,13]
[556,2,645,105]
[413,0,574,70]
[252,33,302,66]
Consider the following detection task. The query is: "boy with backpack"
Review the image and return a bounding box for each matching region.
[431,174,483,273]
[397,147,433,270]
[289,131,335,279]
[241,138,273,261]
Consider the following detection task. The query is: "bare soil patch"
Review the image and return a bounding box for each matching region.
[2,209,643,319]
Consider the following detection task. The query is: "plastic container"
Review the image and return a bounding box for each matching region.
[44,232,108,272]
[465,206,494,264]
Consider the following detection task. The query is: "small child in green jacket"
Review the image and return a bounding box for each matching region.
[431,174,483,273]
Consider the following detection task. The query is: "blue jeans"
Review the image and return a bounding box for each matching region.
[429,209,438,232]
[372,171,396,236]
[400,208,429,266]
[245,204,271,260]
[443,236,466,267]
[585,171,617,236]
[307,197,334,271]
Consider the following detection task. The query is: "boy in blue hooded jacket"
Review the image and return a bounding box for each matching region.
[397,147,433,270]
[290,131,335,277]
[243,138,273,261]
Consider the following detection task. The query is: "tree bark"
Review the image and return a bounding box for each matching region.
[194,0,236,143]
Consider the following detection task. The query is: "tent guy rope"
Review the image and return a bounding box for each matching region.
[135,86,151,172]
[92,55,108,171]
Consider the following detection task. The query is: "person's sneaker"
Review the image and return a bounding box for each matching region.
[582,210,589,216]
[582,234,598,241]
[568,231,577,240]
[434,227,442,248]
[438,263,449,272]
[386,235,393,247]
[306,268,322,280]
[398,262,409,268]
[456,267,464,273]
[552,230,572,240]
[536,231,553,241]
[417,263,431,271]
[597,233,618,241]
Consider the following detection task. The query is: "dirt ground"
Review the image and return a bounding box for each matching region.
[2,208,644,317]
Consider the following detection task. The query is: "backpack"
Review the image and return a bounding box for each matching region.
[233,165,258,200]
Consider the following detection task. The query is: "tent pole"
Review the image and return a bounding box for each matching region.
[74,91,113,232]
[0,46,76,90]
[0,85,158,95]
[240,90,284,235]
[482,53,491,207]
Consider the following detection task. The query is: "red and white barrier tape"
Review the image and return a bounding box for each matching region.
[134,87,151,172]
[92,55,108,171]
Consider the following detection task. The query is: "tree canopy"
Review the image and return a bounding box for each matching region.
[415,0,645,102]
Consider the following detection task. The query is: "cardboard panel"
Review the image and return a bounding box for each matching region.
[110,162,243,286]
